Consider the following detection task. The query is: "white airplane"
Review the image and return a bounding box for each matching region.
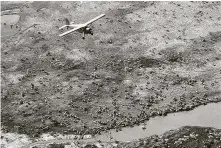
[59,14,105,39]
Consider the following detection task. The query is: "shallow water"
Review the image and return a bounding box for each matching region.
[1,15,20,25]
[93,102,221,142]
[1,15,20,37]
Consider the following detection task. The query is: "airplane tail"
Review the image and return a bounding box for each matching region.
[65,18,70,25]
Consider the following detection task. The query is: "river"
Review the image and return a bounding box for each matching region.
[2,102,221,148]
[93,102,221,142]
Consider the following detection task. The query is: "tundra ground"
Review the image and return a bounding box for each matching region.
[1,1,221,142]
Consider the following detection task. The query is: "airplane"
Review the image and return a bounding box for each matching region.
[59,14,105,39]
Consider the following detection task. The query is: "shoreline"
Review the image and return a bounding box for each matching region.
[2,125,221,148]
[2,101,221,148]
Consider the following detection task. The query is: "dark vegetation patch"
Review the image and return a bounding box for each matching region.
[189,31,221,55]
[84,144,98,148]
[92,54,163,72]
[63,60,86,71]
[162,126,221,148]
[160,47,183,63]
[48,143,65,148]
[136,56,162,68]
[41,44,50,53]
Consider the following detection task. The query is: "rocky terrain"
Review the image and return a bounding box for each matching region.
[1,1,221,147]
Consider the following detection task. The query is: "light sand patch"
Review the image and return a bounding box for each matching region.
[1,133,31,148]
[213,41,221,53]
[1,25,20,37]
[185,23,221,39]
[64,49,91,61]
[6,73,24,84]
[1,15,20,25]
[1,15,20,37]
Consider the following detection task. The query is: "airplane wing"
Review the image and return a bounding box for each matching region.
[69,24,83,28]
[85,14,105,25]
[59,24,83,30]
[59,25,83,37]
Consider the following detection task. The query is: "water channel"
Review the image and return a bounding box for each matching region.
[93,102,221,142]
[3,102,221,148]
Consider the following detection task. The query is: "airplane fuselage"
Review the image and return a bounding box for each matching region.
[76,26,93,35]
[64,25,93,39]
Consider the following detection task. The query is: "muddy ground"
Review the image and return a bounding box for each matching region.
[1,1,221,140]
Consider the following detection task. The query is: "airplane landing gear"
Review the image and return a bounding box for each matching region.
[82,32,85,39]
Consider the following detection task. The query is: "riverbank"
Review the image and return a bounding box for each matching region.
[117,126,221,148]
[2,102,221,148]
[4,126,219,148]
[94,102,221,142]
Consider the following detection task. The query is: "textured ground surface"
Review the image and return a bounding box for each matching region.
[3,126,219,148]
[1,1,221,144]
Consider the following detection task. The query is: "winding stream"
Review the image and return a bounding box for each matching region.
[93,102,221,142]
[3,102,221,148]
